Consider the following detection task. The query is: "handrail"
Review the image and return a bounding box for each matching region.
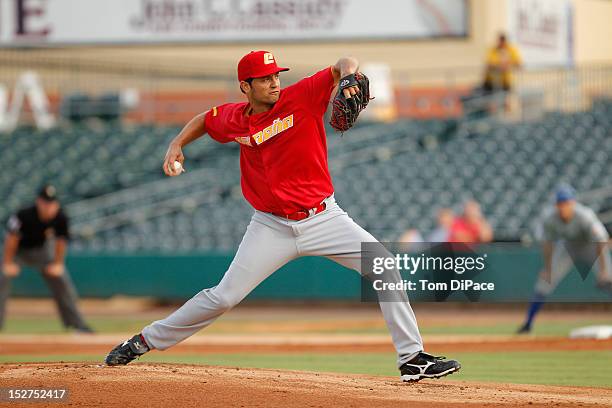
[72,187,225,237]
[67,123,403,235]
[66,166,217,218]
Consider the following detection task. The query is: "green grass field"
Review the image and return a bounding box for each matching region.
[2,315,611,336]
[2,315,611,388]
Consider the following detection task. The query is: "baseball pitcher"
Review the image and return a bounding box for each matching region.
[105,51,461,382]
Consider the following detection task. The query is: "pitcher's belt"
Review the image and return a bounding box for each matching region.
[272,202,327,221]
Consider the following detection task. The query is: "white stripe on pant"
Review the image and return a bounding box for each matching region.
[142,197,424,367]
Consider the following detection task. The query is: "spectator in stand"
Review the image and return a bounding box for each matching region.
[482,33,522,111]
[400,208,455,245]
[427,208,455,243]
[448,200,493,243]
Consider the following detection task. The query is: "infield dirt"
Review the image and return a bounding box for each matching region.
[2,362,612,408]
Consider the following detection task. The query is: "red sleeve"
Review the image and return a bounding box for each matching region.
[204,104,236,144]
[291,66,335,117]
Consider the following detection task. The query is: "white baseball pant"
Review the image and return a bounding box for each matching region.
[142,196,424,367]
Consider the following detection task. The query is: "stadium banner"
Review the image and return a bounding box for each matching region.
[507,0,574,67]
[0,0,468,45]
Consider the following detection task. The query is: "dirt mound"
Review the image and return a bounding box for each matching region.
[1,363,611,408]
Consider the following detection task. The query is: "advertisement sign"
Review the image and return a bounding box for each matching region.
[508,0,574,67]
[0,0,468,45]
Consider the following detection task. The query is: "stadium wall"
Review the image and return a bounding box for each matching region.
[574,0,612,65]
[2,0,611,124]
[9,250,611,302]
[3,0,610,81]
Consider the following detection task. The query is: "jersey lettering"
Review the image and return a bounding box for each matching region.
[252,114,294,145]
[235,136,252,146]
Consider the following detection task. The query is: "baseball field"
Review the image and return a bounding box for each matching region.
[1,299,611,407]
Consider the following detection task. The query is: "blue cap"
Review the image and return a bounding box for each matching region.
[555,186,575,203]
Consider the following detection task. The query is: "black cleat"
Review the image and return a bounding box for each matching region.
[400,352,461,382]
[105,334,150,366]
[516,323,532,334]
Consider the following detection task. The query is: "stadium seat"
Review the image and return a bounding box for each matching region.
[2,100,611,250]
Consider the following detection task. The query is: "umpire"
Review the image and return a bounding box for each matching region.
[0,185,92,332]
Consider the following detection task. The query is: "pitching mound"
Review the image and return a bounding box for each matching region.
[1,363,611,408]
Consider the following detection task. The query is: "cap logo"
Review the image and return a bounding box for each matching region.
[263,53,275,64]
[46,186,56,197]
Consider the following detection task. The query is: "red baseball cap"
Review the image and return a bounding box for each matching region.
[237,51,289,82]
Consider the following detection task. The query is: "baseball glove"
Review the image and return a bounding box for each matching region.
[329,72,371,133]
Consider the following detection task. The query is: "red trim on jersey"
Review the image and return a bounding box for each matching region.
[205,67,336,216]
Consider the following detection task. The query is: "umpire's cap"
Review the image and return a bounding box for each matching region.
[38,185,58,202]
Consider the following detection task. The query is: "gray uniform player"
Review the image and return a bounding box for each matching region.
[518,186,611,333]
[104,51,461,382]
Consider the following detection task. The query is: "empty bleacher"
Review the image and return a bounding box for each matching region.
[1,99,611,251]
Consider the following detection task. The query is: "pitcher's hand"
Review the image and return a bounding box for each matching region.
[163,143,185,177]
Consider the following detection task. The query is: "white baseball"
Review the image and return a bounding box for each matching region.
[173,161,184,173]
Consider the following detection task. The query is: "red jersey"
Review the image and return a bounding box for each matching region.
[204,67,336,216]
[448,217,482,243]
